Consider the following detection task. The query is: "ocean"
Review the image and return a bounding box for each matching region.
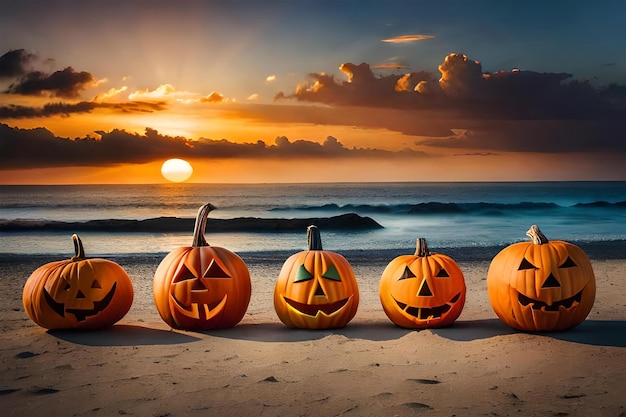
[1,182,625,260]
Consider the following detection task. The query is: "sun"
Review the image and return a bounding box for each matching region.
[161,158,193,182]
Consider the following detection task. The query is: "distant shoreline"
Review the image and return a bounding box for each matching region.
[0,213,382,233]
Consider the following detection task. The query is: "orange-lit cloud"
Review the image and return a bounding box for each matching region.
[93,85,128,102]
[200,91,226,103]
[0,100,166,119]
[128,84,199,102]
[382,34,436,43]
[266,74,276,83]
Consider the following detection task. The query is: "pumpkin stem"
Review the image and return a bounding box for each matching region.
[71,234,86,261]
[307,225,323,250]
[526,224,549,245]
[192,203,216,247]
[415,238,431,257]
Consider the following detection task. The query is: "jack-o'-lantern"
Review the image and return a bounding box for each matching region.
[274,225,359,329]
[153,203,251,330]
[22,234,134,330]
[487,225,596,332]
[379,238,466,329]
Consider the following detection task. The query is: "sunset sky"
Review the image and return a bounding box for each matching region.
[1,0,625,184]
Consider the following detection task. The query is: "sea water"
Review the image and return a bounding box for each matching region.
[1,182,625,257]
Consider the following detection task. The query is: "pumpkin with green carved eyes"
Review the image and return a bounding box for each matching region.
[22,234,134,330]
[273,225,359,329]
[487,225,596,332]
[379,238,466,329]
[153,203,251,330]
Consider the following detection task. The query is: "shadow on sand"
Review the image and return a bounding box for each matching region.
[48,324,201,346]
[47,319,626,348]
[201,320,415,343]
[433,319,626,348]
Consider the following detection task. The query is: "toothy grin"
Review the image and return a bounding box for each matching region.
[44,283,117,322]
[518,290,583,311]
[394,293,461,320]
[283,296,350,316]
[171,294,228,319]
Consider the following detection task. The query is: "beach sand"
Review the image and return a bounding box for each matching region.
[1,252,625,416]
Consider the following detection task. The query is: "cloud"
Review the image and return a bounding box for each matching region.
[6,66,95,98]
[0,124,429,169]
[382,35,436,43]
[129,84,192,101]
[93,86,128,102]
[275,52,626,155]
[279,52,625,118]
[416,119,626,153]
[0,100,166,119]
[278,62,433,107]
[0,49,35,78]
[266,74,276,83]
[200,91,225,103]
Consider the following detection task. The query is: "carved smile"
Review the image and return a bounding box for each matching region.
[44,282,117,322]
[394,293,461,320]
[283,296,350,317]
[171,292,228,320]
[518,290,583,311]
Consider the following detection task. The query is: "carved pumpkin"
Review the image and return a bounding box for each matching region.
[273,225,359,329]
[22,234,134,330]
[379,238,466,329]
[487,225,596,332]
[153,203,251,330]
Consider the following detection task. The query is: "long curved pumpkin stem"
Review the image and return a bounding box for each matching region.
[414,238,431,257]
[71,233,86,261]
[526,224,549,245]
[307,225,323,250]
[192,203,216,247]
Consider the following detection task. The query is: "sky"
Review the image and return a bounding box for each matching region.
[1,0,625,184]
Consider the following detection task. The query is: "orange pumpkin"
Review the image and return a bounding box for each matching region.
[22,234,134,330]
[379,238,466,328]
[153,203,251,330]
[273,225,359,329]
[487,225,596,331]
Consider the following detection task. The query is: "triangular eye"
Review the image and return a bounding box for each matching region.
[399,266,416,280]
[174,264,196,282]
[64,282,71,291]
[559,256,577,268]
[294,264,314,282]
[322,264,341,281]
[91,280,102,289]
[436,268,450,277]
[518,258,537,270]
[204,259,231,278]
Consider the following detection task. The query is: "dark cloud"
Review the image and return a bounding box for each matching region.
[6,67,95,98]
[281,62,433,108]
[417,119,626,153]
[279,52,626,120]
[0,49,35,78]
[275,52,626,155]
[0,124,429,169]
[0,100,167,119]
